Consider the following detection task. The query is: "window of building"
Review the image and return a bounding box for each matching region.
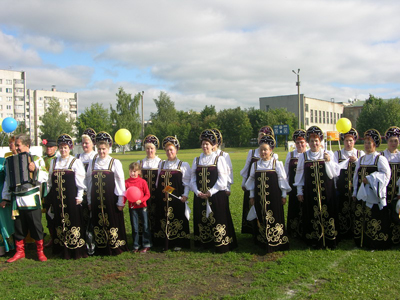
[0,88,2,92]
[6,105,12,110]
[334,113,337,124]
[330,112,333,124]
[6,80,12,85]
[0,105,2,109]
[337,113,340,120]
[326,111,329,124]
[310,109,313,122]
[323,111,325,124]
[306,118,309,126]
[315,110,318,123]
[0,96,2,101]
[319,110,321,123]
[7,113,13,117]
[305,104,309,112]
[7,97,12,102]
[0,79,2,84]
[6,88,12,93]
[266,105,269,111]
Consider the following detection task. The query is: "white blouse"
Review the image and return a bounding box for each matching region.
[75,150,97,165]
[190,152,229,197]
[86,155,126,206]
[48,156,86,200]
[294,149,340,196]
[245,158,291,198]
[333,148,365,164]
[216,149,234,191]
[138,156,162,169]
[381,149,400,163]
[156,158,191,198]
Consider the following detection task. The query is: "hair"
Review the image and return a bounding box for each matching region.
[96,141,110,149]
[129,162,141,175]
[82,134,93,144]
[8,136,15,143]
[15,134,31,147]
[145,143,156,149]
[308,133,320,141]
[164,142,177,150]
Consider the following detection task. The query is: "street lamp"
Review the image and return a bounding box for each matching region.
[292,69,301,128]
[141,91,144,140]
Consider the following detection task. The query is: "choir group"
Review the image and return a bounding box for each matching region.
[1,124,400,262]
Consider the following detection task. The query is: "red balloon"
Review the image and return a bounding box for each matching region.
[125,186,143,203]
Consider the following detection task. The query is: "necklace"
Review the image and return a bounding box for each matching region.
[57,156,70,169]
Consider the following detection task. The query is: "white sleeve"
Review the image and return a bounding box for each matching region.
[284,152,291,176]
[276,161,292,198]
[244,163,256,198]
[190,157,200,196]
[73,159,87,200]
[240,150,253,187]
[208,156,229,196]
[112,159,126,206]
[294,153,305,196]
[181,162,191,198]
[47,158,55,191]
[352,159,361,197]
[86,160,94,205]
[34,156,49,184]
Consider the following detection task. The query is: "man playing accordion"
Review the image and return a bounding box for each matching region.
[1,134,49,262]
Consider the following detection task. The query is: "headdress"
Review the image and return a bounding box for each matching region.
[292,129,306,142]
[364,129,381,147]
[57,134,73,149]
[44,139,57,147]
[83,128,97,145]
[199,129,218,146]
[95,131,113,147]
[144,134,160,149]
[162,136,180,150]
[385,126,400,141]
[306,126,324,142]
[340,128,359,142]
[211,128,223,146]
[259,134,276,149]
[259,126,275,137]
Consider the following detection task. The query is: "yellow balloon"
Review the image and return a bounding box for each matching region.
[336,118,352,134]
[0,118,2,132]
[114,129,132,146]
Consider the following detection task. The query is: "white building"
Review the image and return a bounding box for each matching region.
[259,94,348,132]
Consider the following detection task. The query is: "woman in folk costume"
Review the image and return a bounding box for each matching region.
[47,134,88,259]
[333,128,364,239]
[154,136,191,250]
[86,132,128,255]
[294,126,340,249]
[0,157,14,256]
[352,129,391,249]
[211,129,233,196]
[138,135,162,244]
[284,129,307,238]
[240,126,278,234]
[381,127,400,245]
[245,135,291,253]
[191,129,237,253]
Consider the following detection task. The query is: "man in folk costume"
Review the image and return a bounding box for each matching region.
[1,134,49,262]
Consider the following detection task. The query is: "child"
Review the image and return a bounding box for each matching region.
[125,162,151,253]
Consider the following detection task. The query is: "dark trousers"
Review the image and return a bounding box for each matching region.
[14,208,44,241]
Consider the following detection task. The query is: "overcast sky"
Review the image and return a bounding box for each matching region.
[1,0,399,119]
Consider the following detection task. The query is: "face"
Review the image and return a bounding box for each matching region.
[309,136,321,152]
[58,144,70,158]
[9,141,17,154]
[129,168,141,179]
[202,141,213,155]
[45,145,57,156]
[97,143,109,159]
[295,138,307,153]
[387,136,399,152]
[364,137,376,154]
[145,143,156,159]
[15,139,29,153]
[165,145,177,161]
[82,138,93,153]
[344,136,355,151]
[259,143,272,160]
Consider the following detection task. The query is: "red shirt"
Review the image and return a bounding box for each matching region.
[124,177,150,209]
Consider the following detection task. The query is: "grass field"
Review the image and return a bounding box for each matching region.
[0,145,399,299]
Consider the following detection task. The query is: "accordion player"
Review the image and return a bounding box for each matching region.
[5,152,36,191]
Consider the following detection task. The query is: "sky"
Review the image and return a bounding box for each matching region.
[1,0,399,120]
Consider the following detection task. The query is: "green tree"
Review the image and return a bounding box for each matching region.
[356,94,386,134]
[15,121,28,135]
[76,103,112,140]
[200,105,217,120]
[110,87,141,144]
[217,107,252,147]
[39,98,75,140]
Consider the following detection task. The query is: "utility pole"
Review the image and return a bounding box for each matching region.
[292,69,301,128]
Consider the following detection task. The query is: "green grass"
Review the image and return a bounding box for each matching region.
[1,145,399,299]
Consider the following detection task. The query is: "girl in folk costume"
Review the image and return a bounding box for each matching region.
[294,126,340,249]
[284,129,307,238]
[48,134,88,259]
[75,128,97,233]
[211,129,233,196]
[245,135,291,253]
[240,126,278,234]
[191,129,237,253]
[86,132,128,255]
[381,127,400,245]
[154,136,191,250]
[333,128,364,239]
[138,135,162,244]
[352,129,391,249]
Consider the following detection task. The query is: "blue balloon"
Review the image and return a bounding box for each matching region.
[2,117,17,133]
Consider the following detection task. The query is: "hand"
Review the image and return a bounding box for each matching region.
[181,196,188,203]
[353,196,357,201]
[225,191,231,196]
[135,200,142,205]
[76,199,83,205]
[242,186,247,192]
[297,195,304,202]
[324,153,330,162]
[282,197,287,205]
[117,205,124,211]
[249,198,254,206]
[362,177,369,184]
[0,201,8,208]
[349,155,357,163]
[28,162,36,172]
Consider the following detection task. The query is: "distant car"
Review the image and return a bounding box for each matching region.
[250,138,258,146]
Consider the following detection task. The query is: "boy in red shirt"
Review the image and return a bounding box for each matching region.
[125,162,151,253]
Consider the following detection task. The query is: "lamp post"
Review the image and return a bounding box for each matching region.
[141,91,144,139]
[292,69,301,128]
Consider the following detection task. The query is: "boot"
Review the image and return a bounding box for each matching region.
[7,240,25,263]
[35,240,47,262]
[44,228,54,248]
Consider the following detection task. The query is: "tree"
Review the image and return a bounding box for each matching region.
[217,107,252,147]
[110,87,141,144]
[200,105,217,120]
[76,103,112,140]
[15,121,28,135]
[39,98,75,140]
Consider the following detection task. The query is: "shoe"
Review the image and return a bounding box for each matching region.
[140,247,150,254]
[174,247,182,251]
[132,249,139,253]
[44,239,53,248]
[7,240,25,263]
[35,240,48,262]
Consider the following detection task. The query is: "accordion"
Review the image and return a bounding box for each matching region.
[6,152,34,189]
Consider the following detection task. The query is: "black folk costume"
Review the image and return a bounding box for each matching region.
[86,155,128,255]
[154,159,191,250]
[191,152,237,253]
[294,149,340,249]
[245,158,291,253]
[352,152,391,249]
[333,148,364,239]
[48,156,88,259]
